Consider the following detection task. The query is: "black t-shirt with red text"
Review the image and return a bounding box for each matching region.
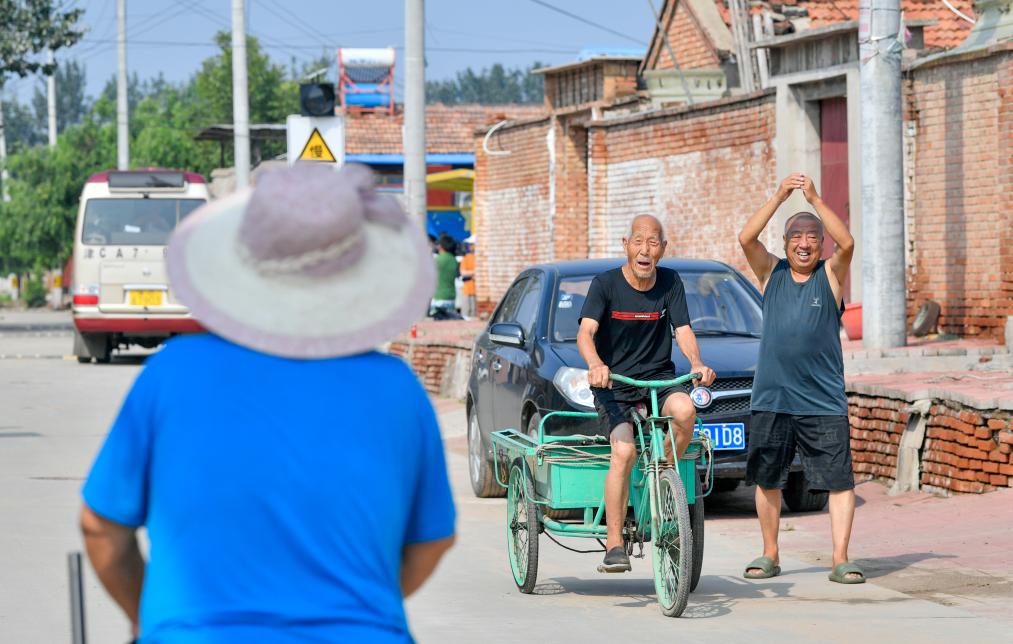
[579,267,690,380]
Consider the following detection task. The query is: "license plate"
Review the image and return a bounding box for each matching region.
[699,423,746,450]
[128,290,163,306]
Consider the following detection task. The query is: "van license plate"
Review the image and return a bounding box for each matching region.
[129,290,163,306]
[699,423,746,450]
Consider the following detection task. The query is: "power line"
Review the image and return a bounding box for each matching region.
[256,0,333,46]
[76,38,575,54]
[527,0,648,45]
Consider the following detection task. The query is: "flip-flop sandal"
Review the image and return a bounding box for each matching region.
[828,562,866,584]
[743,556,781,579]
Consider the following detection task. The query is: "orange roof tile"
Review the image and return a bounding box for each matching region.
[344,104,545,155]
[709,0,973,49]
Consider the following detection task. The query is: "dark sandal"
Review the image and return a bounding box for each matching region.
[828,562,866,584]
[743,555,781,579]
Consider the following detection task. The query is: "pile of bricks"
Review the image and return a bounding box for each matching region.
[386,320,482,396]
[921,403,1013,493]
[848,395,908,481]
[388,341,469,395]
[847,392,1013,494]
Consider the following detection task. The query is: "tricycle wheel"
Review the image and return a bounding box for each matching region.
[506,459,540,593]
[690,469,705,592]
[652,468,692,617]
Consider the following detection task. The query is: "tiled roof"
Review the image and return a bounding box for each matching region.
[344,104,546,155]
[805,0,974,49]
[710,0,974,49]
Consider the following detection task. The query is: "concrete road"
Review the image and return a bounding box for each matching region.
[407,417,1013,643]
[1,317,1010,643]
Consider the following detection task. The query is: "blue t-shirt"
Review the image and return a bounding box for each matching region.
[82,334,456,643]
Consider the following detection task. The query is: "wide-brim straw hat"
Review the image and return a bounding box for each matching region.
[166,163,435,359]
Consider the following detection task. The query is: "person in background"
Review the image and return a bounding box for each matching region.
[459,235,476,319]
[431,233,458,317]
[79,164,456,642]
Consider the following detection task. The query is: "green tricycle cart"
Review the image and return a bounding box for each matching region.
[491,373,714,618]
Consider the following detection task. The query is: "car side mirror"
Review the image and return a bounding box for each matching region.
[489,322,525,348]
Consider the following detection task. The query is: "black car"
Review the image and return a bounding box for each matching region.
[466,258,828,512]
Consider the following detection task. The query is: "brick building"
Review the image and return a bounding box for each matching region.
[472,0,1013,341]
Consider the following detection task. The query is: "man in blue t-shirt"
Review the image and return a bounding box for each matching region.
[80,164,455,642]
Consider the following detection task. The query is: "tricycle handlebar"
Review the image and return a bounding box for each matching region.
[609,373,701,388]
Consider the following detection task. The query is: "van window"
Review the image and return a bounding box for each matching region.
[81,199,205,245]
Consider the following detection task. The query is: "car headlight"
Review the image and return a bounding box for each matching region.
[552,367,595,410]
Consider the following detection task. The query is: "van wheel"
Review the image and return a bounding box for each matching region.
[73,330,110,363]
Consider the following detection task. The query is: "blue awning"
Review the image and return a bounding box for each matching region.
[345,153,475,166]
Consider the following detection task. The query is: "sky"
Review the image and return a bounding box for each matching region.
[7,0,659,104]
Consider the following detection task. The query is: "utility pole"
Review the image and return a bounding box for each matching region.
[859,0,905,348]
[116,0,129,169]
[232,0,251,189]
[47,49,57,148]
[403,0,426,230]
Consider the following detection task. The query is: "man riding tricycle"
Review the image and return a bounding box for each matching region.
[492,215,716,617]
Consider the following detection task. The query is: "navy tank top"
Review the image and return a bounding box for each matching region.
[750,259,848,416]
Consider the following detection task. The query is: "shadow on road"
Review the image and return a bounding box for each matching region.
[852,552,958,580]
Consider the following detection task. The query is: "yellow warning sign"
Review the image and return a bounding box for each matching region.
[298,128,336,162]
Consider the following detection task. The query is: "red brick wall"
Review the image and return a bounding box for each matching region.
[921,403,1013,493]
[474,118,552,305]
[906,52,1013,339]
[554,121,590,261]
[588,95,777,277]
[474,96,776,307]
[655,2,722,70]
[848,393,1013,494]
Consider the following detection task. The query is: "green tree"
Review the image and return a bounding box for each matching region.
[191,31,296,126]
[427,62,545,105]
[0,31,312,274]
[0,113,114,273]
[0,0,84,79]
[32,58,88,133]
[1,91,44,151]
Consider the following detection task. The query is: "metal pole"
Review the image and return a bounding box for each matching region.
[730,0,756,92]
[646,0,693,105]
[48,49,57,147]
[859,0,905,348]
[0,86,10,202]
[404,0,427,230]
[116,0,128,169]
[232,0,251,189]
[68,552,86,644]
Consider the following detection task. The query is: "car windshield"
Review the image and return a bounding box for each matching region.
[552,270,762,341]
[81,198,205,246]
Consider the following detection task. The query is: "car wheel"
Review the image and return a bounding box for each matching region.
[468,406,506,498]
[783,471,829,513]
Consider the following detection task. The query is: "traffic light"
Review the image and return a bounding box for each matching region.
[299,83,335,117]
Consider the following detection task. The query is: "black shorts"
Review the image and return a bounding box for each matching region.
[745,412,855,492]
[592,372,684,436]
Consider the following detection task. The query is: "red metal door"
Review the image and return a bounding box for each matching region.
[819,97,850,301]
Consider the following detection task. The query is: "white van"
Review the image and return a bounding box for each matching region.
[71,169,209,363]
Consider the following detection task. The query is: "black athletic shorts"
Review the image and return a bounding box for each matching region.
[591,371,685,436]
[745,412,855,492]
